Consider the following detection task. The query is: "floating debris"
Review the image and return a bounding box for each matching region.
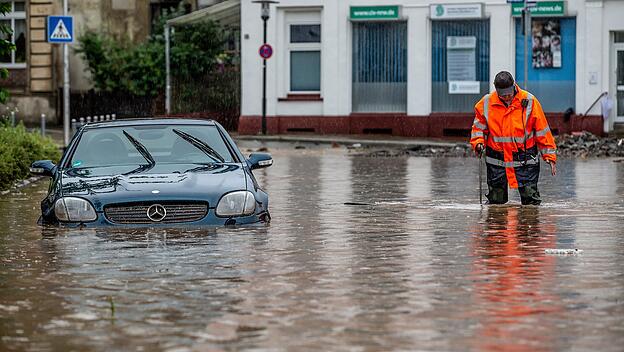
[545,248,583,255]
[344,202,373,206]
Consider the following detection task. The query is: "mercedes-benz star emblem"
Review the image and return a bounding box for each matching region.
[147,204,167,222]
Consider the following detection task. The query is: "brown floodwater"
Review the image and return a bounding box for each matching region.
[1,143,623,352]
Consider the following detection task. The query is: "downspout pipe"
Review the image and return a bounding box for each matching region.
[165,24,171,114]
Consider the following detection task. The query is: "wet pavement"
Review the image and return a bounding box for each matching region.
[1,142,623,352]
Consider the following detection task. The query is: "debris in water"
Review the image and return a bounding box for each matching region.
[109,296,115,319]
[544,248,583,255]
[344,202,372,206]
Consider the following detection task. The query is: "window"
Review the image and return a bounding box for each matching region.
[352,22,407,113]
[0,1,26,68]
[431,20,490,113]
[288,22,321,92]
[515,17,576,112]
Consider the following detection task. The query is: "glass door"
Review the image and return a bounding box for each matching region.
[616,46,624,122]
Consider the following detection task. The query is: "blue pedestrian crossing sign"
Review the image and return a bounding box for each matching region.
[47,16,73,43]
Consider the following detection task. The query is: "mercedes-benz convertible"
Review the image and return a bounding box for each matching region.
[30,119,272,227]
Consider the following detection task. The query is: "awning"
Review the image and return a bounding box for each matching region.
[166,0,241,28]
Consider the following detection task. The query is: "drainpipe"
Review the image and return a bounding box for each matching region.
[165,23,171,114]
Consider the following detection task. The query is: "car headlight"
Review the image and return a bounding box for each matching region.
[54,197,97,222]
[216,191,256,217]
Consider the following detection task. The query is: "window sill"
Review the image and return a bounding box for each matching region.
[0,64,27,69]
[278,94,323,102]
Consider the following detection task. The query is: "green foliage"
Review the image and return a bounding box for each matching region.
[76,7,229,97]
[0,3,15,104]
[0,124,61,191]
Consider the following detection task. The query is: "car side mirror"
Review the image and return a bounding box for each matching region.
[30,160,56,177]
[247,153,273,170]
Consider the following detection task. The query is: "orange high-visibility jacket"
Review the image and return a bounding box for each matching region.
[470,85,557,189]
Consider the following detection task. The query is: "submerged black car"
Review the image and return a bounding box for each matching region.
[30,119,272,227]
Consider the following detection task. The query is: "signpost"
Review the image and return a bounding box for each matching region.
[47,16,73,43]
[259,44,273,60]
[47,8,73,147]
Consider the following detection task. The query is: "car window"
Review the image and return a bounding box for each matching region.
[69,125,235,169]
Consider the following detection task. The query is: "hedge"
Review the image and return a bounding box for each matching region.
[0,124,61,191]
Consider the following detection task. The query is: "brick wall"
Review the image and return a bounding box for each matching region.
[29,0,54,93]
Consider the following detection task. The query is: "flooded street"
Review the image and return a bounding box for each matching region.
[1,143,623,352]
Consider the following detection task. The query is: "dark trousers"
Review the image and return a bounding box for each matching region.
[486,147,541,205]
[486,182,541,205]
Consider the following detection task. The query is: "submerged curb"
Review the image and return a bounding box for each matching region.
[235,135,462,149]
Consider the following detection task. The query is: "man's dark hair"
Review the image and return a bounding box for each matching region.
[494,71,515,89]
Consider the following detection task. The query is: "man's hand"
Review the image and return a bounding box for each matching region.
[475,143,484,157]
[546,160,557,176]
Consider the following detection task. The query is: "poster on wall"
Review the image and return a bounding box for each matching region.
[532,19,561,68]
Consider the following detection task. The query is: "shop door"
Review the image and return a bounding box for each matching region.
[616,45,624,123]
[352,22,407,113]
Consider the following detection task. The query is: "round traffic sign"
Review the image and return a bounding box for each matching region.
[259,44,273,59]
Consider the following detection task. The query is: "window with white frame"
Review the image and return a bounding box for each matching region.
[0,0,26,67]
[287,12,321,93]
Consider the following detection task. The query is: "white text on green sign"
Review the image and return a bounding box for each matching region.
[350,6,400,20]
[512,1,565,16]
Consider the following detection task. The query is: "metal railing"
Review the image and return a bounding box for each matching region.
[71,114,117,134]
[582,91,608,116]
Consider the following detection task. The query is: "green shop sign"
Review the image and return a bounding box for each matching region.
[350,6,401,20]
[512,1,565,16]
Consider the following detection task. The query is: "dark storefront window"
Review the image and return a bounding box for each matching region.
[431,20,490,113]
[352,22,407,113]
[515,17,576,112]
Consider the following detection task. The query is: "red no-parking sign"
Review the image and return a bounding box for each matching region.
[259,44,273,59]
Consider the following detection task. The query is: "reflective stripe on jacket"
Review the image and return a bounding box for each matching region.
[470,85,557,188]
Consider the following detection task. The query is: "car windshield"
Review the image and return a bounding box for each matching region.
[68,124,235,169]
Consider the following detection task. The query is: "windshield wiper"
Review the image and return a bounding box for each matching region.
[122,130,156,166]
[172,129,225,163]
[123,163,156,176]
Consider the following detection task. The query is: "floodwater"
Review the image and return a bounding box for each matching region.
[1,142,623,352]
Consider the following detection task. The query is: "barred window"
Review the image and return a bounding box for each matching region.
[0,0,26,68]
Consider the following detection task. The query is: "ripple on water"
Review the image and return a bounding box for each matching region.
[0,153,623,351]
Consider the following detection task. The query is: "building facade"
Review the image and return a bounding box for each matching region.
[0,0,195,124]
[239,0,624,136]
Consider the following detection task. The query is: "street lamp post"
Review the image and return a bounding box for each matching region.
[253,0,278,135]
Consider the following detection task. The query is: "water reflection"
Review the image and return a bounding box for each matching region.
[1,147,623,351]
[471,206,559,352]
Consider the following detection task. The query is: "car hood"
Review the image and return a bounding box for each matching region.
[60,163,247,210]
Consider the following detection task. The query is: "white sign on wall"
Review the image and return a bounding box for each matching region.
[447,36,476,50]
[430,3,484,20]
[449,81,481,94]
[447,36,476,82]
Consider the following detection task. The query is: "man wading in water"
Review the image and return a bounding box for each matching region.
[470,71,557,205]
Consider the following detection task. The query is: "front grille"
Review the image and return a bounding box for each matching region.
[104,202,208,224]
